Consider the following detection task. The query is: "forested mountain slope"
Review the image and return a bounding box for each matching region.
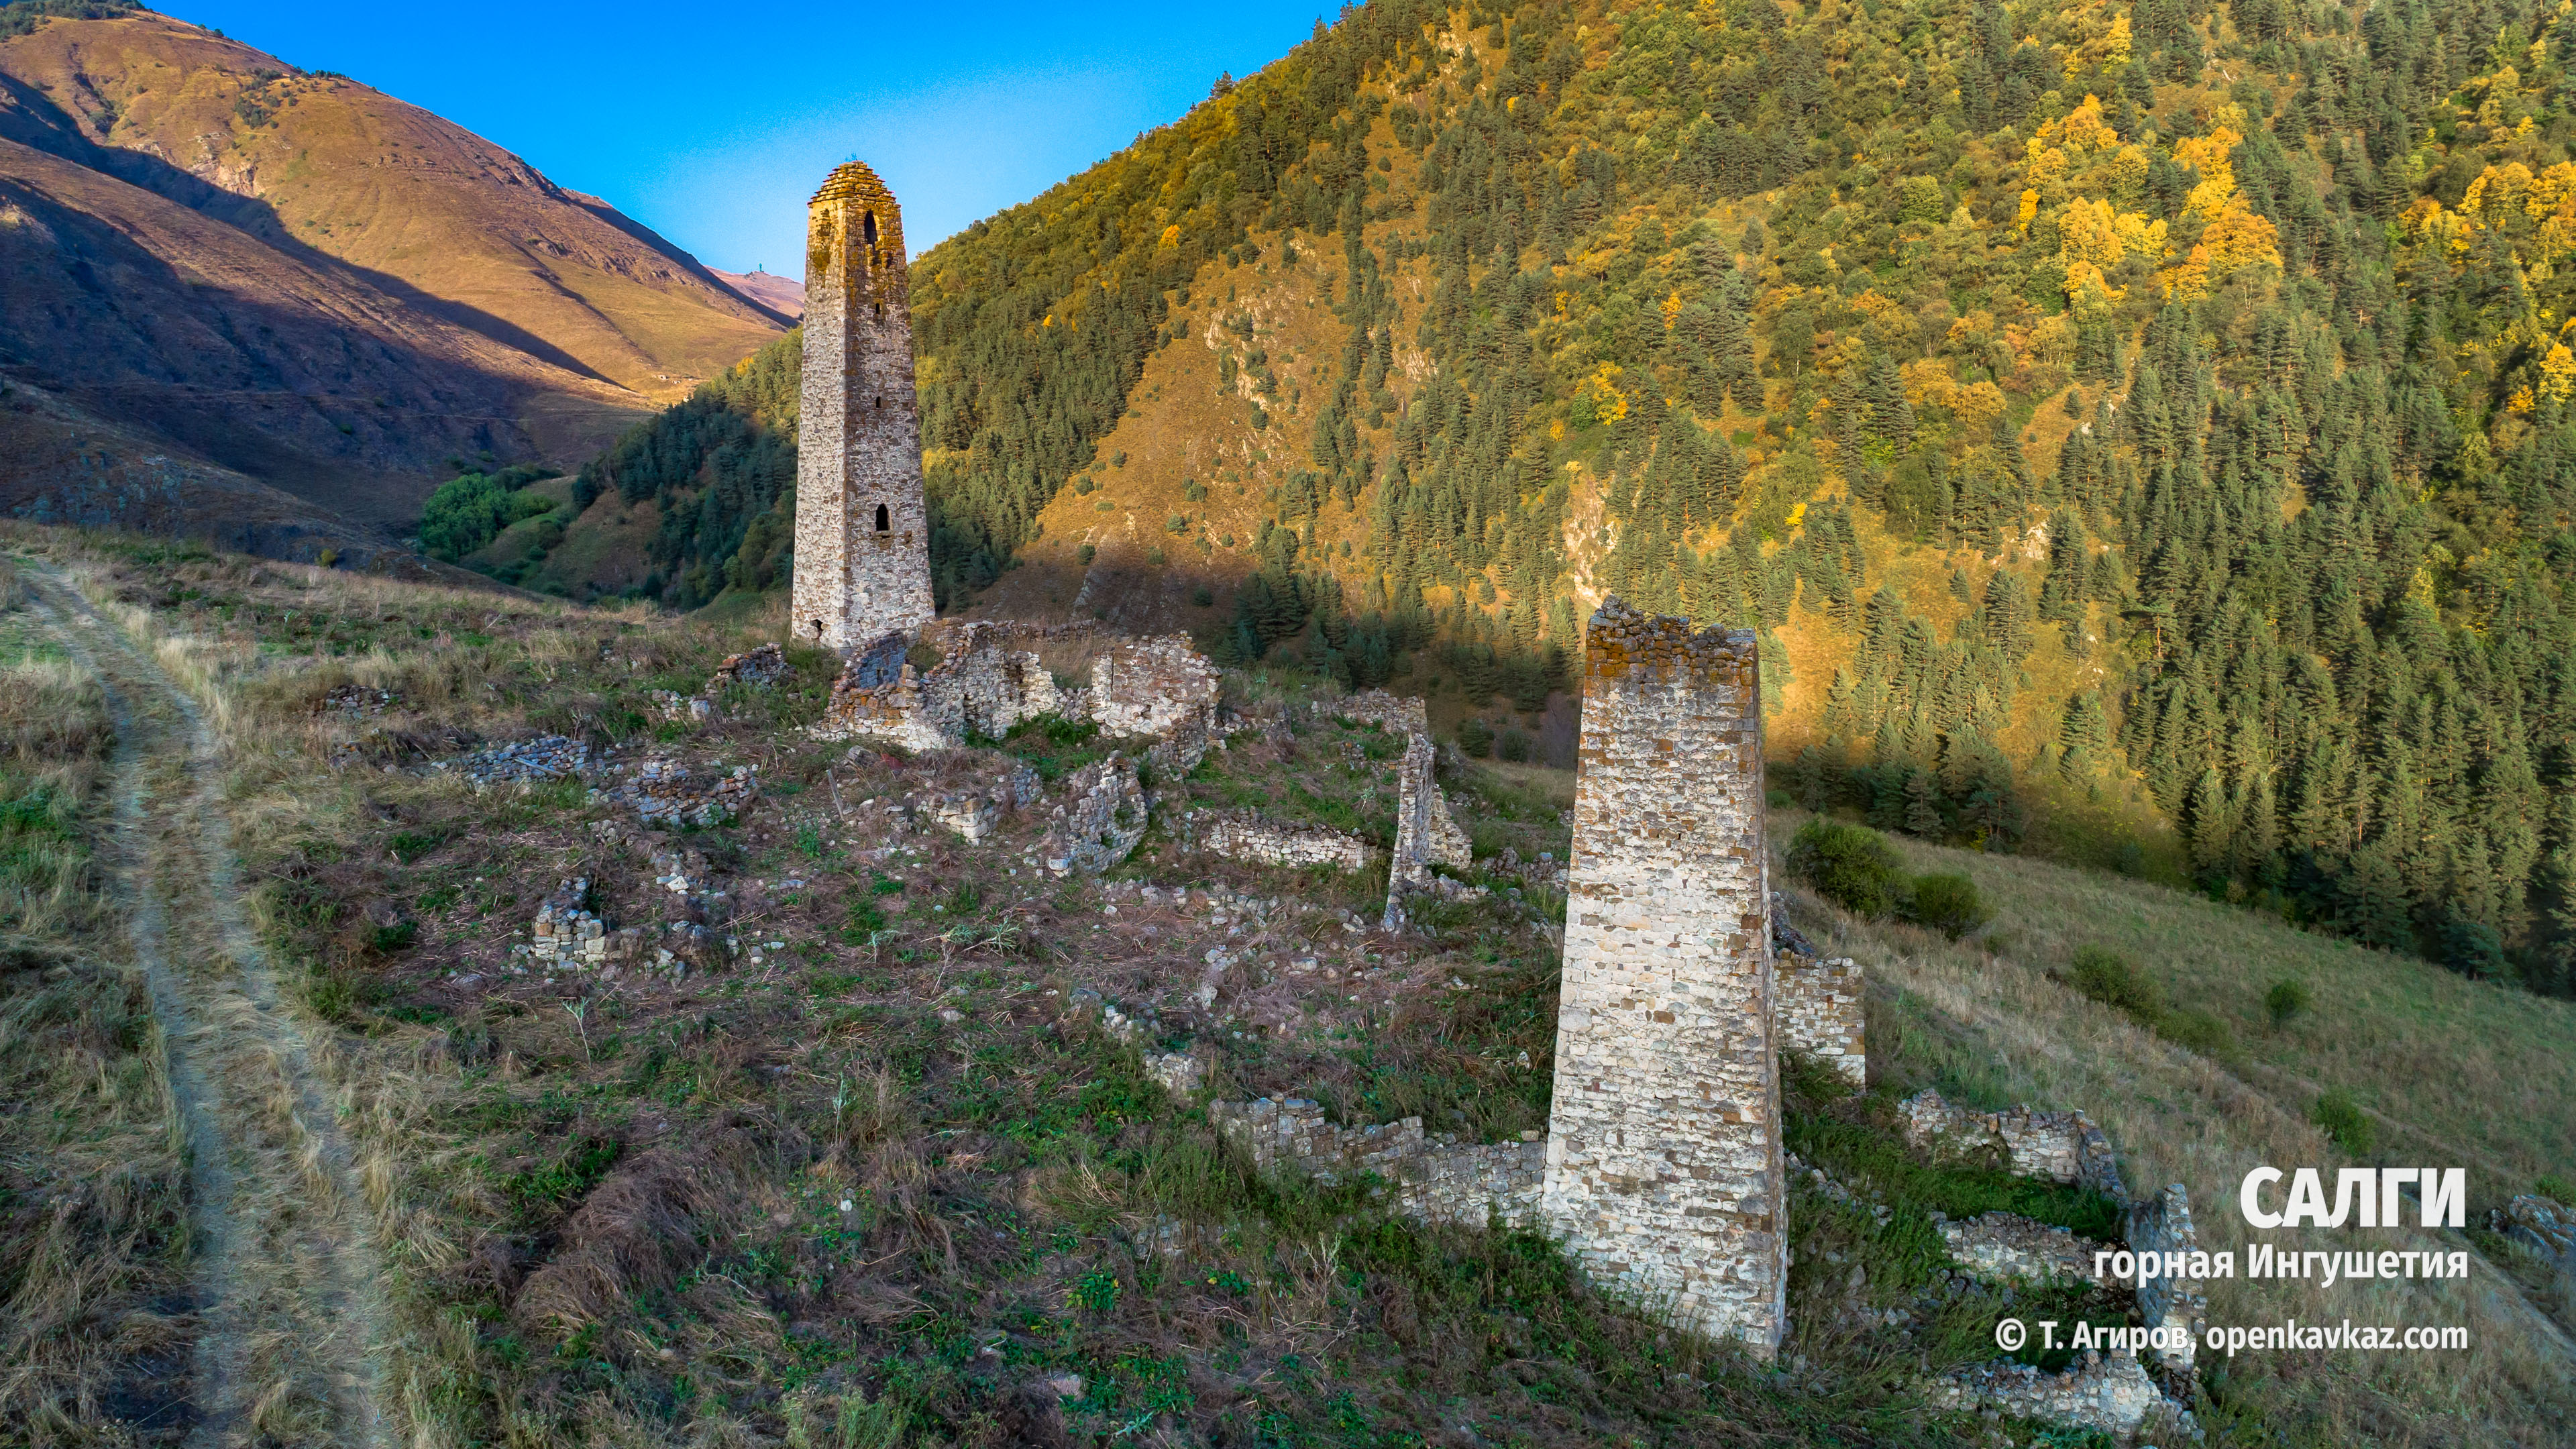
[573,0,2576,993]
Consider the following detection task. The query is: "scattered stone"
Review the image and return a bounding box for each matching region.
[320,685,394,716]
[1210,1096,1544,1228]
[436,735,592,786]
[594,758,758,828]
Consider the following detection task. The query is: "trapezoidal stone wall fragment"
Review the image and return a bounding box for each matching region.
[792,161,934,654]
[1540,597,1786,1354]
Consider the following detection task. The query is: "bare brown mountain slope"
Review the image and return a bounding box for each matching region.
[0,11,782,402]
[711,266,801,319]
[0,126,638,533]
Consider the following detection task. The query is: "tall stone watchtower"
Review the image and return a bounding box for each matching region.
[1540,598,1786,1353]
[791,160,935,653]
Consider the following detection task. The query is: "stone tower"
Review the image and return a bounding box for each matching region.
[1540,598,1785,1353]
[791,160,935,653]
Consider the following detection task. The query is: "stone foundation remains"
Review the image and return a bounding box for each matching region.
[1938,1212,2096,1285]
[1039,754,1147,875]
[1933,1352,2167,1442]
[815,625,1063,751]
[1776,952,1866,1083]
[813,624,1218,776]
[1541,599,1784,1354]
[1181,809,1374,872]
[1210,1097,1546,1230]
[1898,1088,2126,1201]
[708,642,792,693]
[592,759,759,829]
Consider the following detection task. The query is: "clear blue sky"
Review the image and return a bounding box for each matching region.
[176,1,1327,273]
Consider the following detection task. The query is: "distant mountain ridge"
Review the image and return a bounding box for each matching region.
[0,3,782,553]
[712,268,802,320]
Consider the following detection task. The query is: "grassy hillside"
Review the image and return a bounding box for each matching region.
[5,521,2568,1446]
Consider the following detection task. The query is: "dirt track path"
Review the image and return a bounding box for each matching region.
[23,566,392,1449]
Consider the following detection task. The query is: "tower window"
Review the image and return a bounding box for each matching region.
[874,395,883,409]
[862,211,878,246]
[875,504,890,533]
[811,618,824,638]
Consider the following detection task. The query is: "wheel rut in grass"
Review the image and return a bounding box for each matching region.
[25,565,393,1449]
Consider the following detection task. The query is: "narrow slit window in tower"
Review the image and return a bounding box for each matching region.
[862,211,878,246]
[875,504,890,533]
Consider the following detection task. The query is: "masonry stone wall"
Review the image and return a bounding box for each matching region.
[1040,753,1147,875]
[1933,1352,2165,1441]
[791,162,934,653]
[1183,809,1374,871]
[1938,1212,2096,1285]
[2127,1183,2204,1374]
[1330,690,1430,737]
[1776,953,1866,1083]
[1898,1089,2126,1201]
[815,625,1063,750]
[1210,1097,1546,1230]
[1540,598,1785,1354]
[1381,731,1478,926]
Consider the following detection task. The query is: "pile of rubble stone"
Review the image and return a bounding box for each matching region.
[591,758,758,828]
[434,735,592,786]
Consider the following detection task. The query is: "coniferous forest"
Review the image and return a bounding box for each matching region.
[573,0,2576,995]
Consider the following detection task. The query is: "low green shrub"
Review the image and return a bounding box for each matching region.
[2264,977,2312,1030]
[2311,1088,2375,1155]
[1786,819,1907,918]
[1903,872,1990,939]
[1456,718,1494,757]
[2065,945,2162,1019]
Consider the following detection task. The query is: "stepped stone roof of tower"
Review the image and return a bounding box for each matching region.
[813,162,898,207]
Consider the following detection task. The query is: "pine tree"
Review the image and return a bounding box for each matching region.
[1902,768,1945,837]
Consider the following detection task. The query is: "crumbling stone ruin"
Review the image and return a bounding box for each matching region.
[519,878,611,971]
[1381,730,1478,928]
[1540,600,1786,1352]
[707,642,792,693]
[591,758,759,829]
[1898,1088,2126,1200]
[1210,1097,1547,1229]
[1932,1352,2167,1438]
[2126,1183,2206,1374]
[1936,1212,2097,1284]
[1179,810,1373,871]
[814,624,1220,774]
[815,624,1065,751]
[1039,754,1148,876]
[437,735,592,786]
[790,161,934,652]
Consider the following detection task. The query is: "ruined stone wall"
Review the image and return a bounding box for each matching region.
[1091,635,1221,739]
[1331,690,1430,737]
[1039,753,1146,875]
[2127,1183,2204,1373]
[1540,599,1784,1353]
[1183,810,1374,872]
[1776,953,1866,1083]
[1898,1089,2126,1201]
[814,625,1062,750]
[791,162,934,653]
[1381,730,1477,926]
[1210,1097,1546,1229]
[1933,1352,2165,1441]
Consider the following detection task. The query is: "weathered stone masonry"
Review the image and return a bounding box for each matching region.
[1541,599,1786,1354]
[792,161,934,653]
